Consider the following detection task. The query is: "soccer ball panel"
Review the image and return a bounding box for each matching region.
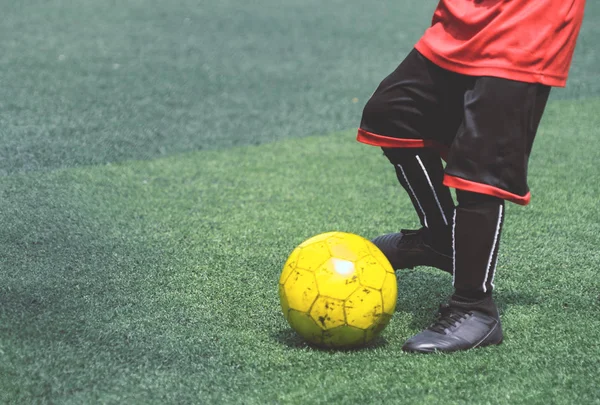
[314,258,360,300]
[322,325,365,348]
[296,241,331,272]
[381,272,398,315]
[355,255,386,290]
[279,284,290,322]
[309,296,346,330]
[344,287,383,330]
[326,233,371,262]
[365,313,393,344]
[365,240,395,274]
[287,309,323,346]
[279,247,301,285]
[283,268,319,313]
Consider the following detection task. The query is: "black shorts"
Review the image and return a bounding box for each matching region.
[358,49,551,205]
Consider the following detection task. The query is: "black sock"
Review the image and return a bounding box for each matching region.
[452,291,492,303]
[453,190,505,297]
[381,147,455,252]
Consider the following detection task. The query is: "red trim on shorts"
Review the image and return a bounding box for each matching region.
[357,128,449,160]
[443,174,531,206]
[357,128,433,148]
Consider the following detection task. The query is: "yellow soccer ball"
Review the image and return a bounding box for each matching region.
[279,232,397,349]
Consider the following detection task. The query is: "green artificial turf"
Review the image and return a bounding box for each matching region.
[1,0,599,174]
[1,0,600,403]
[1,98,599,404]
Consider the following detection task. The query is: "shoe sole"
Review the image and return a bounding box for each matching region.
[402,339,503,354]
[402,324,504,354]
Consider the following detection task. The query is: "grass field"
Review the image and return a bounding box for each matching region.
[1,1,600,404]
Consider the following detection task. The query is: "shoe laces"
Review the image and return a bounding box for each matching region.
[428,304,471,334]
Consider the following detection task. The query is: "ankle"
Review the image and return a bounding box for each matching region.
[452,289,491,302]
[450,292,498,317]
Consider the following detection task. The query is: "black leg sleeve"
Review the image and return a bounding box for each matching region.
[453,190,505,299]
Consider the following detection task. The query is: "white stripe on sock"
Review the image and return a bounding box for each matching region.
[482,204,504,293]
[397,163,428,228]
[415,155,448,226]
[452,208,457,286]
[489,218,503,290]
[490,252,500,290]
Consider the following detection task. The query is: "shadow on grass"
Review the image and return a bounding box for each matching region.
[495,289,543,313]
[394,269,450,330]
[272,268,544,350]
[393,268,543,329]
[0,288,48,318]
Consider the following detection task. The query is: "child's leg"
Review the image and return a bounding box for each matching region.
[401,78,550,353]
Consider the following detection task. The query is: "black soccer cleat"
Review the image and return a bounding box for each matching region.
[402,299,503,353]
[371,228,452,273]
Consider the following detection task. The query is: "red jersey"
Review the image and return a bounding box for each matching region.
[415,0,586,87]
